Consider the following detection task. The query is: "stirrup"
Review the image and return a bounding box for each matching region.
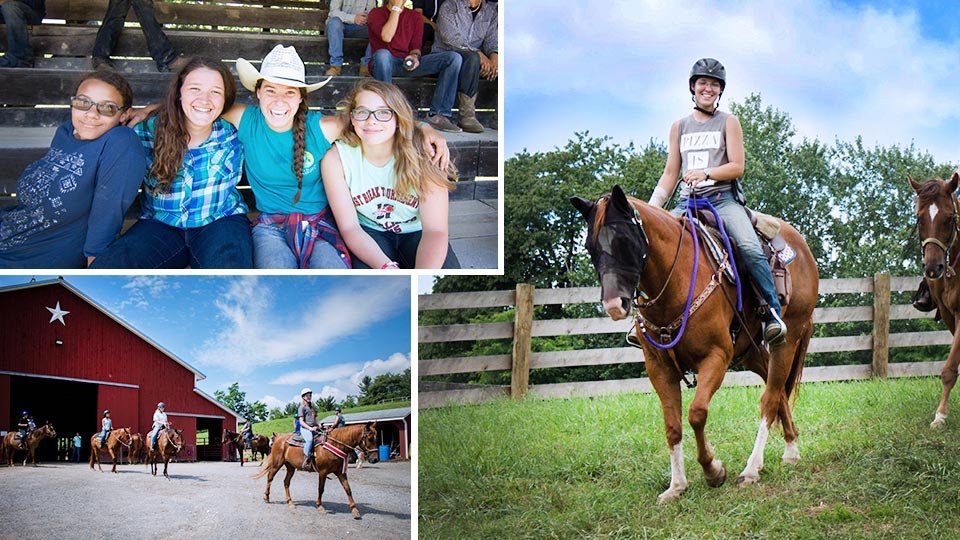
[625,325,643,349]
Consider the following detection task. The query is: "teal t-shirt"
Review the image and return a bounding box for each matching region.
[237,106,331,215]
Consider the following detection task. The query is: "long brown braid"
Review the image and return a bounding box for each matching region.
[291,94,308,205]
[150,57,236,194]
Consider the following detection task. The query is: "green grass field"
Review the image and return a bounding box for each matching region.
[252,400,411,437]
[419,378,960,539]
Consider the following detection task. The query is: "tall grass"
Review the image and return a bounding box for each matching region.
[419,378,960,539]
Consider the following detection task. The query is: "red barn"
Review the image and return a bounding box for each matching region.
[0,278,242,462]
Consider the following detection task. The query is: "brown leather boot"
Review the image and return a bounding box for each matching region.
[457,92,485,133]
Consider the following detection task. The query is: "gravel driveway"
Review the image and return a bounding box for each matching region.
[0,459,410,540]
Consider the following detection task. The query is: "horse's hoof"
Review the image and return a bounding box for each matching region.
[352,511,362,520]
[736,473,759,487]
[656,486,686,505]
[317,505,326,513]
[931,414,947,429]
[705,461,726,487]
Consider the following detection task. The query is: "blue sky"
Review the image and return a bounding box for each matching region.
[506,0,960,167]
[0,275,411,412]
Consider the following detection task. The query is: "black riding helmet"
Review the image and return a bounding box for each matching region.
[689,58,726,94]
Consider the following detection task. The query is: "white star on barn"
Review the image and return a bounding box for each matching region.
[46,302,70,325]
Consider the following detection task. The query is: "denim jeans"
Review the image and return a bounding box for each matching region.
[0,1,42,65]
[251,222,349,269]
[325,17,370,67]
[371,48,461,116]
[350,226,461,269]
[92,0,177,70]
[100,429,109,445]
[90,214,254,269]
[302,428,314,458]
[454,49,481,97]
[674,190,782,316]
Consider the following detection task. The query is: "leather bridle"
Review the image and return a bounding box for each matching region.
[920,194,960,276]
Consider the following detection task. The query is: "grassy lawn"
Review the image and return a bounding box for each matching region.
[253,400,411,437]
[419,378,960,539]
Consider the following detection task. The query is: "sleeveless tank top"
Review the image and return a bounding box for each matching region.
[678,110,734,199]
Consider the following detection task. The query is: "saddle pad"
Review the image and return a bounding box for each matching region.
[691,218,736,281]
[287,433,305,447]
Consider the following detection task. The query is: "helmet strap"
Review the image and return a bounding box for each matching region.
[691,93,721,116]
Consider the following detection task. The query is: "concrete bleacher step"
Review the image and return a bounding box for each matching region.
[448,199,498,270]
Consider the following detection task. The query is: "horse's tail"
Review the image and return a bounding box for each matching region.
[785,318,811,407]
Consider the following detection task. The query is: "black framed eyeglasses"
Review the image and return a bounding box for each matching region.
[70,96,123,117]
[351,108,395,122]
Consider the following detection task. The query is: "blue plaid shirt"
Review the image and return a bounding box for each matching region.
[136,117,248,228]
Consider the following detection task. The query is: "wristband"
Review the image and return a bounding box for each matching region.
[390,5,402,11]
[381,261,400,269]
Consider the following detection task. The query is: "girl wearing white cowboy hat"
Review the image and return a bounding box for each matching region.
[232,44,451,268]
[322,79,460,268]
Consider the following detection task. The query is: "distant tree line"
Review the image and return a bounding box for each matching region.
[421,93,956,384]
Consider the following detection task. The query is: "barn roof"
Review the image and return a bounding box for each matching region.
[0,278,207,381]
[319,406,411,425]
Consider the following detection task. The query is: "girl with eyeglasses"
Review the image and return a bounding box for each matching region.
[0,71,145,268]
[91,57,252,268]
[322,79,459,268]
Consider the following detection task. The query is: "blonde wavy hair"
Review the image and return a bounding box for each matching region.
[337,80,456,197]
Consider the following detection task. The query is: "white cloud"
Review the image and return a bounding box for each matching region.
[271,352,411,402]
[116,276,181,311]
[260,395,286,410]
[193,277,409,374]
[507,1,960,163]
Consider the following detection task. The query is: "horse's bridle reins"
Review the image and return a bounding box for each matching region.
[921,194,960,279]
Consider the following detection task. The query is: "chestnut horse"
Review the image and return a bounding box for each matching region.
[253,422,379,519]
[571,185,818,503]
[128,433,144,464]
[146,428,184,477]
[2,422,57,466]
[910,173,960,428]
[89,428,133,473]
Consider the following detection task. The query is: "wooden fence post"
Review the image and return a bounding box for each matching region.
[872,272,890,378]
[511,283,534,400]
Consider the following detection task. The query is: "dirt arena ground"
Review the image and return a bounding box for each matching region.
[0,458,410,540]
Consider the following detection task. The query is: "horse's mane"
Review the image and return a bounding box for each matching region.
[916,178,950,207]
[328,423,364,439]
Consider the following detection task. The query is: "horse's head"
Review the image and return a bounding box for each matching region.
[43,423,56,438]
[120,428,132,445]
[910,173,960,279]
[571,185,649,320]
[358,421,380,464]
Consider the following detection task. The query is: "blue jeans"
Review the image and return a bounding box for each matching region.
[454,49,482,97]
[325,17,370,67]
[100,429,109,445]
[350,226,460,269]
[72,447,81,462]
[371,48,461,117]
[0,1,42,66]
[674,191,782,316]
[92,0,177,70]
[90,214,253,269]
[150,428,160,449]
[302,428,314,458]
[251,222,348,269]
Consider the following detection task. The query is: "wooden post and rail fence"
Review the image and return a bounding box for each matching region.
[418,274,951,408]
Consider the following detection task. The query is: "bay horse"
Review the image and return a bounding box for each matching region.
[571,185,818,503]
[250,434,270,461]
[909,173,960,428]
[253,422,379,519]
[89,427,133,473]
[146,428,184,477]
[224,428,246,465]
[2,422,56,467]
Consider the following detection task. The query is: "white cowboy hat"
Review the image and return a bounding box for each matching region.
[236,44,331,93]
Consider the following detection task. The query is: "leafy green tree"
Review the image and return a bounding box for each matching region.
[214,382,268,422]
[358,369,411,405]
[316,395,337,412]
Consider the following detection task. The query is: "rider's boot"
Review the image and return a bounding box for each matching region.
[625,323,642,349]
[763,308,787,345]
[913,280,936,312]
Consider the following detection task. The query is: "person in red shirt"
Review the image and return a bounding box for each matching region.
[367,0,462,132]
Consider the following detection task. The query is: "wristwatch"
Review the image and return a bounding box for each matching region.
[703,168,711,179]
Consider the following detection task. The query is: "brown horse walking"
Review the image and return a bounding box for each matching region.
[572,186,818,503]
[250,434,270,461]
[128,433,144,464]
[910,173,960,428]
[253,422,380,518]
[146,428,184,477]
[89,428,133,473]
[2,423,57,467]
[224,428,246,465]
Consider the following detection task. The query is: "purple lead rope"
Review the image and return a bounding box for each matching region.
[640,193,742,350]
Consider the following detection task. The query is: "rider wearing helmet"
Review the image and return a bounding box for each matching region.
[150,402,168,451]
[99,410,112,446]
[240,418,253,453]
[298,388,319,471]
[645,58,787,345]
[331,406,346,429]
[17,411,29,449]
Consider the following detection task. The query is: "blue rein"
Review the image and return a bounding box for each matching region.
[640,193,742,350]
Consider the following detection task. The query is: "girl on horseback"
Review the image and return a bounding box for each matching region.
[150,402,168,451]
[298,388,320,471]
[17,411,28,449]
[99,410,112,446]
[646,57,786,344]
